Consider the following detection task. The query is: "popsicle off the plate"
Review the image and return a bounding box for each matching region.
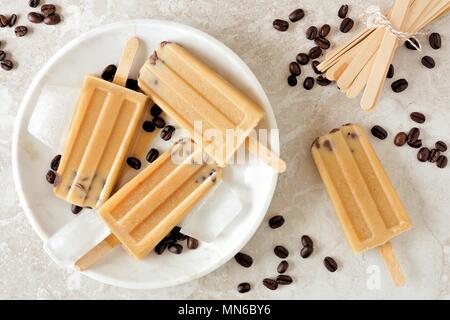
[311,124,411,287]
[138,42,286,173]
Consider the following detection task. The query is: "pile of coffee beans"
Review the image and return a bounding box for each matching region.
[371,112,448,169]
[154,226,199,255]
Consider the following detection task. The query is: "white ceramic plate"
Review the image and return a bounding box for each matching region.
[12,20,279,289]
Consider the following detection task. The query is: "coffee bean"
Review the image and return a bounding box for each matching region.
[436,155,448,169]
[126,78,139,91]
[46,170,56,184]
[71,205,83,215]
[296,53,309,65]
[8,14,17,27]
[187,237,199,249]
[429,149,441,163]
[371,125,388,140]
[410,112,426,124]
[306,26,318,40]
[287,74,297,87]
[168,243,183,254]
[408,139,422,149]
[153,116,166,128]
[276,275,293,285]
[312,61,322,74]
[237,282,251,293]
[316,75,331,86]
[277,260,289,274]
[319,24,331,37]
[289,61,301,76]
[269,215,285,229]
[387,64,395,79]
[274,245,289,259]
[405,38,419,50]
[262,278,278,290]
[15,26,28,37]
[391,79,408,93]
[151,104,162,117]
[417,148,431,162]
[142,121,155,133]
[309,46,322,59]
[303,77,315,90]
[340,18,354,33]
[50,155,62,171]
[324,257,338,272]
[146,148,159,163]
[407,127,420,143]
[300,246,313,258]
[155,239,169,255]
[0,51,6,62]
[28,12,44,24]
[338,5,349,19]
[289,8,305,22]
[41,4,56,17]
[1,59,13,71]
[235,252,253,268]
[394,132,407,146]
[273,19,289,32]
[429,33,441,50]
[170,226,187,241]
[301,235,314,248]
[161,125,176,141]
[435,141,447,152]
[315,37,331,50]
[126,157,141,170]
[421,56,435,69]
[0,15,8,28]
[29,0,40,8]
[101,64,117,81]
[44,14,61,25]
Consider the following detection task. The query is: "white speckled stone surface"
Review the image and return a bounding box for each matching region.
[1,0,449,299]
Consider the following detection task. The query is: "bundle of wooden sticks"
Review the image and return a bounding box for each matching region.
[318,0,450,111]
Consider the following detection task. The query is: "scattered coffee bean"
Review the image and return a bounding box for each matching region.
[126,78,139,91]
[187,237,199,249]
[0,51,5,62]
[394,132,407,146]
[237,282,251,294]
[153,116,166,128]
[1,59,13,71]
[340,17,354,33]
[417,147,431,162]
[41,4,56,17]
[101,64,117,81]
[421,56,435,69]
[309,46,322,59]
[435,141,447,152]
[311,61,322,74]
[126,157,141,170]
[151,104,162,117]
[338,5,349,19]
[277,260,289,274]
[274,245,289,259]
[50,155,62,171]
[296,53,309,65]
[315,37,331,50]
[387,64,395,79]
[273,19,289,32]
[29,0,40,8]
[46,170,56,184]
[276,275,293,285]
[155,239,169,255]
[410,112,426,124]
[429,149,441,163]
[300,246,313,258]
[391,79,408,93]
[429,32,441,50]
[142,121,155,133]
[235,252,253,268]
[371,125,388,140]
[15,26,28,37]
[289,61,301,76]
[168,243,183,254]
[405,38,419,50]
[146,148,159,163]
[287,74,297,87]
[301,235,314,248]
[0,15,8,28]
[8,14,17,27]
[44,14,61,25]
[306,26,318,40]
[170,227,187,241]
[161,125,176,141]
[269,215,285,229]
[303,77,315,90]
[408,139,422,149]
[407,127,420,143]
[319,24,331,37]
[289,8,305,22]
[71,205,83,215]
[316,75,331,86]
[263,278,278,290]
[324,257,338,272]
[436,155,448,169]
[28,12,44,24]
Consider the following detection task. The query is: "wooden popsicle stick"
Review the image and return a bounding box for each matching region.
[409,0,449,31]
[75,234,119,271]
[360,0,414,111]
[414,2,450,31]
[113,37,140,87]
[247,136,287,173]
[378,242,406,287]
[325,42,360,81]
[346,53,376,99]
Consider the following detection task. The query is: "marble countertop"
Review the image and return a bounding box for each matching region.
[1,0,449,299]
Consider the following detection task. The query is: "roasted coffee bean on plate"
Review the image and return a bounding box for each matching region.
[263,278,278,290]
[394,132,407,146]
[126,79,139,91]
[277,260,289,274]
[235,252,253,268]
[316,76,331,86]
[187,236,199,249]
[0,15,8,28]
[50,154,62,171]
[289,8,305,22]
[142,120,156,133]
[319,24,331,37]
[301,235,314,248]
[161,125,176,141]
[101,64,117,81]
[340,17,354,33]
[8,14,17,27]
[410,112,426,124]
[300,245,313,258]
[46,170,56,184]
[287,74,297,87]
[311,60,322,74]
[387,64,395,78]
[126,157,141,170]
[289,61,301,76]
[324,257,338,272]
[237,282,251,294]
[417,147,431,162]
[71,205,83,215]
[151,104,162,117]
[146,148,159,163]
[309,46,322,59]
[371,125,388,140]
[405,38,419,50]
[15,26,28,37]
[421,56,435,69]
[408,139,422,149]
[41,4,57,17]
[1,59,14,71]
[437,155,448,168]
[429,149,441,163]
[269,215,285,229]
[0,51,6,62]
[153,116,166,128]
[168,243,183,254]
[296,52,309,65]
[391,79,408,93]
[306,26,318,40]
[28,12,44,24]
[303,77,315,90]
[435,141,447,152]
[29,0,40,8]
[273,19,289,32]
[407,127,420,143]
[315,37,331,50]
[44,14,61,25]
[274,245,289,259]
[429,32,441,50]
[338,4,349,19]
[276,275,293,285]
